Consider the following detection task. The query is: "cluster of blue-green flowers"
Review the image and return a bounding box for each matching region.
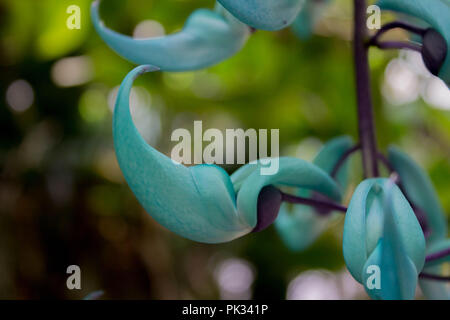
[92,0,450,300]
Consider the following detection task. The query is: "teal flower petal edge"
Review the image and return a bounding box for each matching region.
[274,136,354,251]
[291,0,329,40]
[217,0,305,31]
[420,239,450,300]
[424,238,450,267]
[377,0,450,85]
[114,65,252,243]
[312,135,353,189]
[343,178,426,300]
[388,146,447,244]
[91,0,250,71]
[232,157,342,229]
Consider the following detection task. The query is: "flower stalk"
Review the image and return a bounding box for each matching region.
[281,191,347,213]
[425,247,450,263]
[353,0,379,178]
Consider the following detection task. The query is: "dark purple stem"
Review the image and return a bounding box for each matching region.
[373,41,422,53]
[425,248,450,263]
[331,144,361,178]
[419,273,450,282]
[368,21,427,46]
[377,153,394,173]
[354,0,379,178]
[281,191,347,213]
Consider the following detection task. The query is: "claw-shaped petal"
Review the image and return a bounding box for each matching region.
[388,146,447,244]
[233,157,342,229]
[274,136,354,251]
[114,65,343,244]
[377,0,450,86]
[218,0,305,31]
[114,65,250,243]
[343,178,426,300]
[91,1,250,71]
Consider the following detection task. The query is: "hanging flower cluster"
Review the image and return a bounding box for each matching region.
[91,0,450,300]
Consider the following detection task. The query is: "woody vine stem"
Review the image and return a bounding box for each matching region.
[354,0,379,178]
[282,0,380,209]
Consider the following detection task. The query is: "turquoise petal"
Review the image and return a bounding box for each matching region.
[311,135,353,189]
[233,157,342,229]
[343,179,425,299]
[362,184,420,300]
[91,1,250,71]
[388,146,447,244]
[423,238,450,267]
[218,0,305,31]
[83,290,104,300]
[274,136,354,251]
[420,264,450,300]
[377,0,450,85]
[275,205,329,251]
[291,0,329,40]
[230,159,261,193]
[114,65,252,243]
[362,238,418,300]
[420,239,450,300]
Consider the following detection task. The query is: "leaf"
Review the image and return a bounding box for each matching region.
[343,179,426,299]
[217,0,305,31]
[91,1,250,71]
[115,65,343,244]
[273,136,353,251]
[388,146,447,244]
[377,0,450,85]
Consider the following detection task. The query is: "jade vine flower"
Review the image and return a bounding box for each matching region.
[91,0,328,70]
[343,178,426,300]
[217,0,304,31]
[114,65,342,243]
[275,135,353,251]
[387,146,447,243]
[387,147,450,299]
[420,238,450,299]
[91,0,250,71]
[377,0,450,85]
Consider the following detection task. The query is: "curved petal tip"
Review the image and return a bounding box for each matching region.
[91,0,249,71]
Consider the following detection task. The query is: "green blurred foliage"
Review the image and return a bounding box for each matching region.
[0,0,448,299]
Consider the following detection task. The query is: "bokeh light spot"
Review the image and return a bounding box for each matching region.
[51,56,93,87]
[79,88,109,123]
[214,258,255,300]
[6,79,34,113]
[133,20,166,39]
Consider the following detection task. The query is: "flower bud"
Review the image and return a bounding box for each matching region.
[422,28,448,76]
[254,186,282,232]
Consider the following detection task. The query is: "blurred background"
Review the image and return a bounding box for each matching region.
[0,0,449,299]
